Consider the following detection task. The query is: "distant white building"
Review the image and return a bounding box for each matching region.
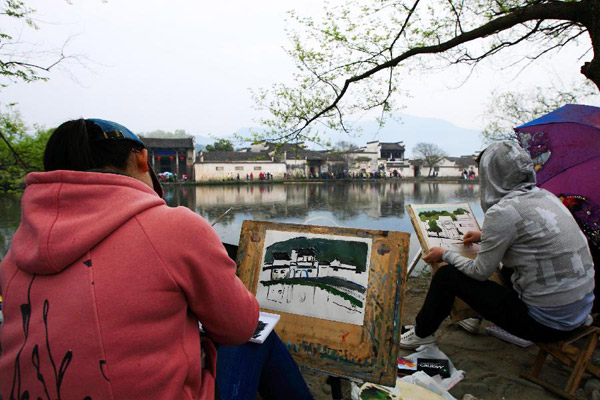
[263,248,360,281]
[194,151,286,181]
[193,140,479,180]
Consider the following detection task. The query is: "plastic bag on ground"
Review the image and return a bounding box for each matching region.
[351,343,464,400]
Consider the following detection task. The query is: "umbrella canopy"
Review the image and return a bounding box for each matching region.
[514,104,600,250]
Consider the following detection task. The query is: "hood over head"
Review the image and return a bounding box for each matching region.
[479,140,536,212]
[11,170,165,275]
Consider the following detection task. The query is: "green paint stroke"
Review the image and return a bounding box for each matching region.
[360,386,392,400]
[261,277,364,308]
[264,237,368,272]
[418,208,468,222]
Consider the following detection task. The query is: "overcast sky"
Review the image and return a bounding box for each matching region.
[3,0,598,140]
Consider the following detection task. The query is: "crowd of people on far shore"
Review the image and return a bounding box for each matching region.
[462,168,477,180]
[157,167,479,183]
[219,168,480,182]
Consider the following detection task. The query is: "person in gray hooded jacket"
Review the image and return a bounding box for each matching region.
[401,141,595,349]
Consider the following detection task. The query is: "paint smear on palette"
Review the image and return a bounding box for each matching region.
[256,230,372,326]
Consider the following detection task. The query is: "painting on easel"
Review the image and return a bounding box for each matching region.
[257,230,371,326]
[237,221,410,386]
[406,203,480,259]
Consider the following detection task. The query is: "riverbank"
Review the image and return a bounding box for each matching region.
[162,177,480,187]
[301,274,600,400]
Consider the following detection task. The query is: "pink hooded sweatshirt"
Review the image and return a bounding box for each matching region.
[0,171,259,400]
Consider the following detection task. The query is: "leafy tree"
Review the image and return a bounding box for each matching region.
[205,138,234,152]
[254,0,600,144]
[0,107,52,192]
[413,142,447,177]
[482,80,599,142]
[428,220,442,237]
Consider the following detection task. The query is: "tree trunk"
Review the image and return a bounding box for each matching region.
[581,0,600,91]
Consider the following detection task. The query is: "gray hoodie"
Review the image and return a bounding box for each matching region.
[442,141,594,307]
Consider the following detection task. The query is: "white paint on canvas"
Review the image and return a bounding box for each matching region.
[410,203,481,257]
[256,230,372,326]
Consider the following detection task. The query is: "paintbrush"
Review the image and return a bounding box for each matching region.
[211,207,233,226]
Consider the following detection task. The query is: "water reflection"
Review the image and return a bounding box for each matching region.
[1,182,481,269]
[167,181,482,267]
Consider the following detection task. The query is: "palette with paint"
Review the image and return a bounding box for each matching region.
[198,311,280,344]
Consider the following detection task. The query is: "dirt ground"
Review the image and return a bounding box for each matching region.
[298,275,600,400]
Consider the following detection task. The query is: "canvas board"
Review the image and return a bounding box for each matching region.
[237,220,410,386]
[406,203,481,259]
[257,230,372,326]
[406,203,502,322]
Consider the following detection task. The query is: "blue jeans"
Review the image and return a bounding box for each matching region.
[216,331,313,400]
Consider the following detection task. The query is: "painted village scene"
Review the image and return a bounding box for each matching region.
[410,203,481,258]
[256,230,372,326]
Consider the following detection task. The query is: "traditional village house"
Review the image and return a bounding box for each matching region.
[436,155,478,177]
[194,151,286,181]
[141,137,195,180]
[264,248,360,281]
[436,216,462,239]
[345,141,411,176]
[250,142,347,178]
[411,154,478,177]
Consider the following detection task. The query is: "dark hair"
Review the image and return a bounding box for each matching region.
[44,119,144,172]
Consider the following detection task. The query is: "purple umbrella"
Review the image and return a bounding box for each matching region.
[515,103,600,254]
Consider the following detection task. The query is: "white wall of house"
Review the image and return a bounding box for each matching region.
[194,162,287,181]
[346,151,378,174]
[387,165,416,178]
[364,141,381,156]
[429,158,477,177]
[285,159,308,177]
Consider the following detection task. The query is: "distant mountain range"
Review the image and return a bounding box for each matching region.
[194,112,485,157]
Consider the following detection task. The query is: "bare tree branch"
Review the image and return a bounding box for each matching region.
[282,0,590,141]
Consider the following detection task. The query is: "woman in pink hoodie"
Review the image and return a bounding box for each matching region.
[0,119,309,400]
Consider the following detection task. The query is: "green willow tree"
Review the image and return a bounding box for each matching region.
[254,0,600,145]
[0,107,53,192]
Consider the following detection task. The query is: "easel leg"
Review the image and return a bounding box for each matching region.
[406,251,422,278]
[327,376,343,400]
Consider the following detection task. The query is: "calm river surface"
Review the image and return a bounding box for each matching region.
[0,181,481,271]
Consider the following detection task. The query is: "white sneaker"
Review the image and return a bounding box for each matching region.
[400,326,436,350]
[457,318,481,334]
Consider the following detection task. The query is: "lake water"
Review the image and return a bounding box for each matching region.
[0,181,482,272]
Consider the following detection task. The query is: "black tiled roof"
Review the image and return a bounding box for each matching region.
[285,150,346,161]
[297,248,317,256]
[263,142,307,153]
[380,142,405,150]
[140,137,194,149]
[450,155,477,167]
[273,252,291,260]
[201,151,274,162]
